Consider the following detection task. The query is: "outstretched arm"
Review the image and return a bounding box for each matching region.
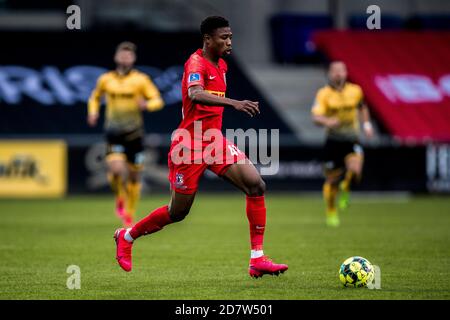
[360,103,374,138]
[312,114,340,129]
[139,76,165,112]
[188,85,260,117]
[87,76,105,127]
[311,89,340,129]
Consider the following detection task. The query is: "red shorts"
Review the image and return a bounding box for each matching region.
[168,137,247,194]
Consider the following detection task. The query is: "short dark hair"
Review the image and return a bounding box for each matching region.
[116,41,137,53]
[200,16,229,36]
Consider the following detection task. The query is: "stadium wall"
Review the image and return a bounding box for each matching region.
[66,142,450,194]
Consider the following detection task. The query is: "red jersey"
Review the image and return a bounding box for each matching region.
[168,49,247,189]
[178,49,228,143]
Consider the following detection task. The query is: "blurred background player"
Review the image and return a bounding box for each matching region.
[113,16,288,278]
[88,41,164,227]
[311,61,374,227]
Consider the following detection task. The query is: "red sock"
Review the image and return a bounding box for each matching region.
[129,205,172,239]
[246,195,266,251]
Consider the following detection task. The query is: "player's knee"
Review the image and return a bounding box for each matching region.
[129,176,139,184]
[109,166,120,175]
[349,164,362,176]
[246,178,266,196]
[170,212,189,222]
[326,176,340,186]
[128,171,140,183]
[168,207,190,222]
[108,162,125,175]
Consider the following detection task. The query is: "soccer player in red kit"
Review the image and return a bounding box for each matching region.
[113,16,288,278]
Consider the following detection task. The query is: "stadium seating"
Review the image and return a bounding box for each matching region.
[269,13,332,63]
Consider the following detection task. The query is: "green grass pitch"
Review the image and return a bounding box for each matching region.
[0,193,449,300]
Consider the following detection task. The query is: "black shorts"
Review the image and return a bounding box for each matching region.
[323,138,363,173]
[105,128,145,168]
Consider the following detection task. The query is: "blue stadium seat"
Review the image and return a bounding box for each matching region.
[269,14,332,64]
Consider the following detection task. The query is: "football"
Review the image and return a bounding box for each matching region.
[339,256,375,288]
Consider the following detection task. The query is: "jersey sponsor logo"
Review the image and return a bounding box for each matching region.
[110,92,135,99]
[209,75,216,80]
[188,73,201,83]
[205,90,225,97]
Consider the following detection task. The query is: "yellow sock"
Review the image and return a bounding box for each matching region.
[107,173,126,200]
[125,181,141,217]
[323,182,338,216]
[341,171,354,192]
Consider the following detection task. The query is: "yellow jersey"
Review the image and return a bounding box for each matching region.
[311,82,364,140]
[88,69,164,133]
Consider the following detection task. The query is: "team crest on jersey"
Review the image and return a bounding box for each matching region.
[175,173,185,188]
[188,73,200,83]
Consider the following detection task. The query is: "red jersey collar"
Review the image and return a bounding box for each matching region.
[195,49,222,69]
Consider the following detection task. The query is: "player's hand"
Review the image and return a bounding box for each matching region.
[326,117,340,129]
[87,114,99,127]
[363,122,374,139]
[233,100,260,117]
[138,98,148,111]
